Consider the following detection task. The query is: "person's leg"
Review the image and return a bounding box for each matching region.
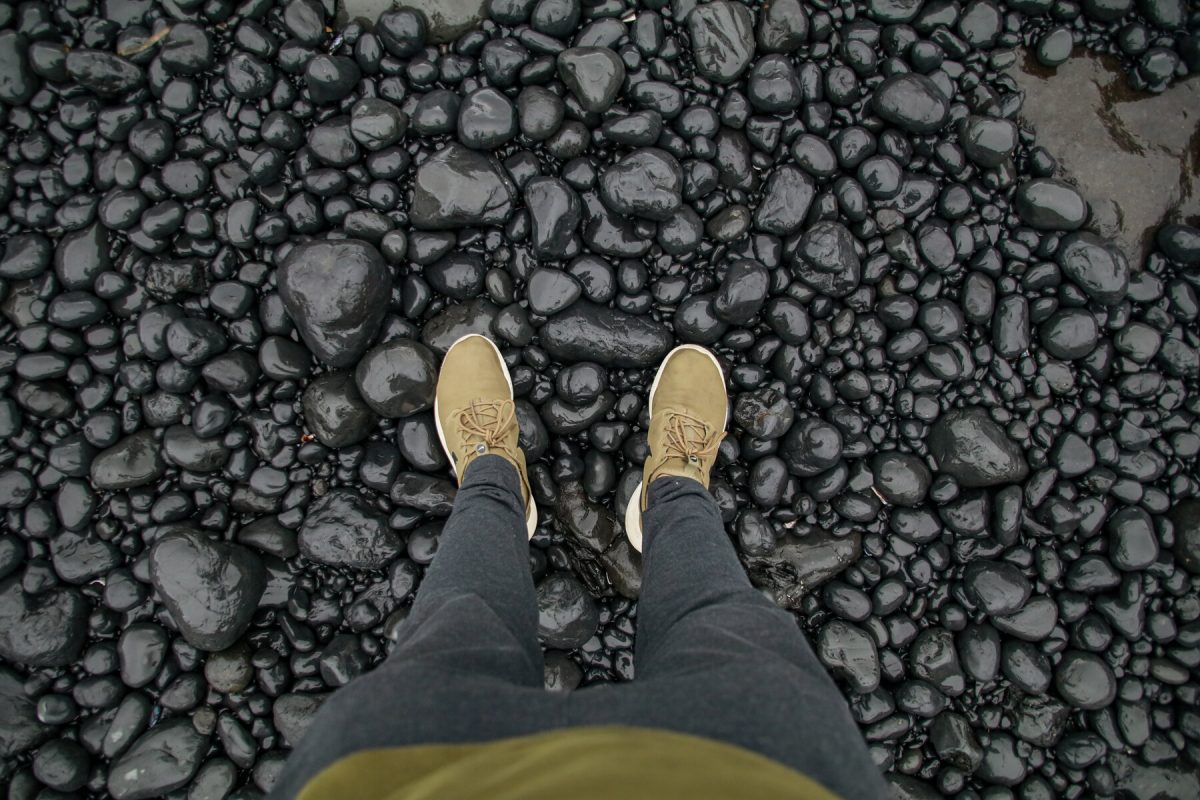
[605,475,888,798]
[272,333,557,799]
[635,475,824,677]
[386,454,542,683]
[269,455,556,800]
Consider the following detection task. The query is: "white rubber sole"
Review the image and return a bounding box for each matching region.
[623,344,727,552]
[434,333,538,538]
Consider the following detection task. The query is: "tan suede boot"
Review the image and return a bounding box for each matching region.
[434,334,537,537]
[624,344,728,551]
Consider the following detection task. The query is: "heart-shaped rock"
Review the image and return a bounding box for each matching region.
[278,239,389,369]
[149,528,266,651]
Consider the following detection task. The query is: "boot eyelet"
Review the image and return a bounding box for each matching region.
[475,443,488,454]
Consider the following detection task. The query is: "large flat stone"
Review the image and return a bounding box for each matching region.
[340,0,485,41]
[1007,50,1200,265]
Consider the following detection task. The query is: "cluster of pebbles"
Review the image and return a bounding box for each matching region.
[1,0,1199,796]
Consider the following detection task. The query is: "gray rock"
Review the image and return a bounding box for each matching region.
[0,666,51,756]
[420,298,501,355]
[960,115,1018,167]
[1169,499,1200,574]
[299,489,402,569]
[107,718,209,800]
[541,302,673,367]
[302,372,377,448]
[817,619,880,693]
[273,693,330,747]
[149,529,266,651]
[753,165,815,235]
[1056,231,1130,306]
[0,577,88,667]
[397,0,484,42]
[1015,178,1089,231]
[557,48,626,113]
[599,149,683,222]
[410,144,516,229]
[687,1,755,84]
[537,573,599,650]
[91,430,165,490]
[278,239,389,368]
[525,177,582,259]
[872,73,950,134]
[1055,650,1117,710]
[354,339,438,418]
[927,408,1030,487]
[0,31,35,106]
[791,221,861,298]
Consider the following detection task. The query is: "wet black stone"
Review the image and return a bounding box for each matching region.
[754,165,816,235]
[1157,223,1200,265]
[55,223,110,290]
[302,371,376,448]
[688,1,755,84]
[757,0,809,52]
[350,98,408,151]
[526,178,582,259]
[528,268,583,316]
[1106,507,1159,571]
[273,692,329,747]
[0,31,35,106]
[733,387,794,439]
[355,339,438,418]
[557,47,625,114]
[961,115,1017,168]
[1168,500,1200,574]
[599,149,683,222]
[927,408,1029,488]
[1055,650,1117,710]
[66,49,143,95]
[1039,309,1099,360]
[964,560,1031,616]
[91,430,164,490]
[107,717,209,800]
[1037,26,1074,67]
[0,577,88,667]
[411,144,516,229]
[713,259,769,324]
[1056,231,1130,306]
[781,418,843,477]
[458,88,518,150]
[791,221,861,298]
[163,425,229,473]
[872,73,950,134]
[537,572,599,649]
[306,55,361,105]
[872,451,932,507]
[817,619,880,693]
[149,528,265,651]
[1015,178,1088,231]
[542,302,672,367]
[299,489,402,569]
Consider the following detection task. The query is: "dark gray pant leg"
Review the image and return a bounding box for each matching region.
[269,456,555,799]
[585,476,889,799]
[388,455,542,686]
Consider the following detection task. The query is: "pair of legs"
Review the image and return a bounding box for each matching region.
[270,454,886,799]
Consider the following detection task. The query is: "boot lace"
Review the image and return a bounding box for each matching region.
[663,411,724,465]
[453,399,519,461]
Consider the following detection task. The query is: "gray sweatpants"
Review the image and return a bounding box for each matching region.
[271,455,886,799]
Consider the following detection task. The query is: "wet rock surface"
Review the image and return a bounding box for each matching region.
[0,0,1199,796]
